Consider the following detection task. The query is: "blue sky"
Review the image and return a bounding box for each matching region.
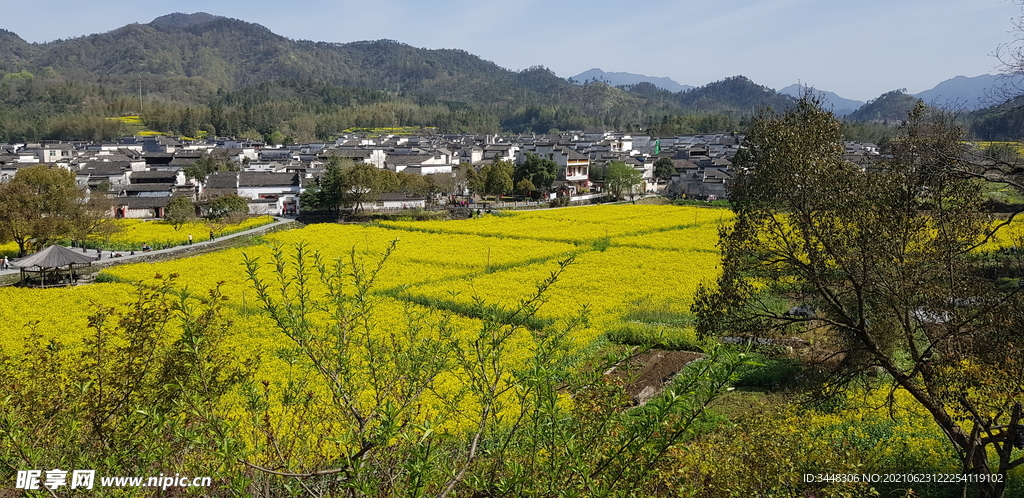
[2,0,1021,101]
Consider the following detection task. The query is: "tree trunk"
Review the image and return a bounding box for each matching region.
[885,368,1006,498]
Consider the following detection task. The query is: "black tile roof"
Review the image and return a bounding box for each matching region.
[238,172,301,187]
[205,171,239,189]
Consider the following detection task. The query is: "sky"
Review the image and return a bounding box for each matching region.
[1,0,1021,102]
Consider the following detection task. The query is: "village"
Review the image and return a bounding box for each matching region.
[0,131,882,218]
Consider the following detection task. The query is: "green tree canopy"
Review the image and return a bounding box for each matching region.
[185,155,239,181]
[696,98,1024,497]
[473,160,515,198]
[604,161,643,201]
[486,161,514,198]
[0,165,84,256]
[206,194,249,221]
[466,166,485,195]
[301,158,397,213]
[653,157,676,181]
[514,153,558,192]
[515,179,536,196]
[164,196,196,230]
[301,157,350,212]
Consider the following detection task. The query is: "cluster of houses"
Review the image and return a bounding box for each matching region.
[0,132,881,218]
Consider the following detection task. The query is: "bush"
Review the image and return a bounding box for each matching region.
[549,197,570,208]
[92,271,125,283]
[0,277,252,493]
[733,354,801,391]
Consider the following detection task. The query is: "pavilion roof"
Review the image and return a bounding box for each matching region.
[14,245,98,269]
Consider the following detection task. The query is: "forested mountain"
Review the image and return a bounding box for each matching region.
[11,17,568,102]
[151,12,224,28]
[969,94,1024,141]
[847,90,923,124]
[674,76,795,114]
[794,85,1023,141]
[0,13,801,141]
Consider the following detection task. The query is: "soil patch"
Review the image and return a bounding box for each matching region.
[608,349,704,406]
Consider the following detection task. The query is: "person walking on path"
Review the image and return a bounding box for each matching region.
[188,234,193,245]
[2,256,8,270]
[209,230,215,241]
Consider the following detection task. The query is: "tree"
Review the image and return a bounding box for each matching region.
[654,157,676,182]
[695,97,1024,497]
[179,107,198,137]
[604,161,643,201]
[485,161,513,198]
[340,163,390,212]
[184,154,238,181]
[475,160,514,198]
[68,191,120,245]
[206,194,249,221]
[165,196,196,230]
[514,153,558,192]
[466,166,486,196]
[996,1,1024,100]
[299,158,394,213]
[397,172,430,196]
[300,157,348,212]
[424,172,457,197]
[0,165,82,256]
[515,179,536,196]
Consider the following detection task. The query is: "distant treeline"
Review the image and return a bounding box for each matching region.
[0,72,1008,144]
[1,15,1020,142]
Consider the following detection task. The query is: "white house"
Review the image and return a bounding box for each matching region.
[237,172,304,215]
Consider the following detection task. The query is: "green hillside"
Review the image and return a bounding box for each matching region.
[847,90,922,124]
[0,13,801,140]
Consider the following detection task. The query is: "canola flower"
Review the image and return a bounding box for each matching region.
[5,204,1006,476]
[0,241,17,258]
[84,216,275,250]
[3,205,728,367]
[660,387,1007,496]
[0,282,138,351]
[379,204,731,244]
[0,205,728,435]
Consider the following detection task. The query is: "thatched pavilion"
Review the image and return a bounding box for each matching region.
[14,245,99,288]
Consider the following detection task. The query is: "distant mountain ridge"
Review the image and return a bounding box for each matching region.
[570,68,693,93]
[778,84,864,117]
[9,11,1012,140]
[0,14,794,118]
[775,75,1002,119]
[913,74,1002,111]
[151,12,225,28]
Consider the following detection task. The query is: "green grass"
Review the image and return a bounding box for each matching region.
[93,272,127,283]
[605,322,702,351]
[732,353,802,391]
[982,180,1024,204]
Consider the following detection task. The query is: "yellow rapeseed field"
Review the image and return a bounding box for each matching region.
[98,215,276,250]
[0,204,979,477]
[0,217,276,256]
[1,205,726,424]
